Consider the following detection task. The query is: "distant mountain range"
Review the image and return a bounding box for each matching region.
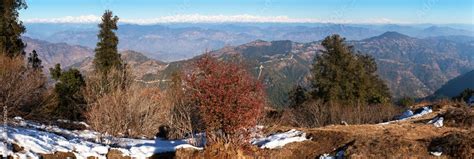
[24,23,474,61]
[24,30,474,107]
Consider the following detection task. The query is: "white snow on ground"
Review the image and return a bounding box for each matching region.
[428,116,444,128]
[379,106,433,125]
[251,129,308,149]
[0,118,306,158]
[430,151,442,156]
[0,117,203,158]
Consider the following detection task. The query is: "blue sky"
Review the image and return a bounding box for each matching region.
[20,0,473,24]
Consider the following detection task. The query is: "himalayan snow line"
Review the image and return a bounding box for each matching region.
[0,117,307,158]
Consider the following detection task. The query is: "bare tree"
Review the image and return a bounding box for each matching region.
[0,54,45,153]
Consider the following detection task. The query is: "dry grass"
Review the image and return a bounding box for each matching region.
[442,104,473,128]
[288,100,403,128]
[260,101,403,128]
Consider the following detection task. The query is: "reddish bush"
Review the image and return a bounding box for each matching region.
[186,55,266,145]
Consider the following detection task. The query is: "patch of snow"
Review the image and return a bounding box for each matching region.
[397,110,414,120]
[430,151,442,156]
[428,117,444,128]
[319,153,335,159]
[318,150,344,159]
[251,129,308,149]
[0,117,202,158]
[57,119,90,128]
[379,106,433,125]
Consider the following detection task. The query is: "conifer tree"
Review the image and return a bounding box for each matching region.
[27,50,42,70]
[0,0,27,57]
[93,10,122,74]
[311,34,391,104]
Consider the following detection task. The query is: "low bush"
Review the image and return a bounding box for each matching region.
[86,84,166,138]
[186,55,266,145]
[84,68,166,138]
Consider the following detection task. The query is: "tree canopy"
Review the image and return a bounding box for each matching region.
[0,0,27,57]
[311,34,391,104]
[93,10,122,74]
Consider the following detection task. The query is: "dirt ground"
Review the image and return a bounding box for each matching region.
[168,103,473,159]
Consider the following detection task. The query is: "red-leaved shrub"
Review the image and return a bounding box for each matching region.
[186,54,266,145]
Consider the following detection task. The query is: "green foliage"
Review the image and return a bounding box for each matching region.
[0,0,27,57]
[50,64,86,120]
[311,34,391,105]
[288,85,308,108]
[452,88,474,102]
[27,50,42,70]
[397,96,415,107]
[93,10,122,74]
[49,64,61,80]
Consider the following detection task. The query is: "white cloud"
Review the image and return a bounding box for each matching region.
[25,15,102,23]
[23,14,402,24]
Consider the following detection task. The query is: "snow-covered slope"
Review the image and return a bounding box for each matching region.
[1,118,307,158]
[0,117,202,158]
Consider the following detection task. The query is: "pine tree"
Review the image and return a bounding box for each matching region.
[93,10,122,74]
[0,0,27,57]
[27,50,42,70]
[311,34,391,104]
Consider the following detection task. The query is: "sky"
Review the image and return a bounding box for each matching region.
[20,0,474,24]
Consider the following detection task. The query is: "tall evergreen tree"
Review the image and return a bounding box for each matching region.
[311,34,391,104]
[0,0,27,57]
[27,50,42,70]
[93,10,122,74]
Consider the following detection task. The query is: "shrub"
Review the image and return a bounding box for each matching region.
[49,64,86,121]
[162,71,203,140]
[0,54,45,117]
[84,68,165,138]
[86,83,165,138]
[186,55,266,145]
